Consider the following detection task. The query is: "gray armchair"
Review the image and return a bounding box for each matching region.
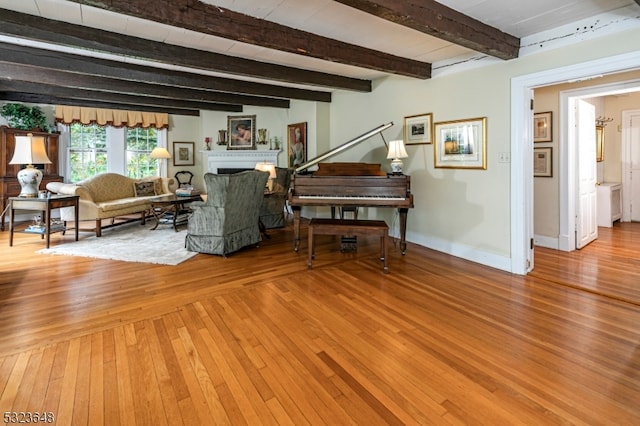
[185,170,269,256]
[259,167,292,229]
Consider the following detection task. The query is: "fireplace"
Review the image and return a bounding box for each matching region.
[203,150,280,174]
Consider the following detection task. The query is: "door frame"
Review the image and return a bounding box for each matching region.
[510,51,640,275]
[622,108,640,221]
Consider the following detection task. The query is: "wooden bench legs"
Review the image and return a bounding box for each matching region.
[308,218,389,273]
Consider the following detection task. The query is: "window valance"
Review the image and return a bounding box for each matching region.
[54,106,169,129]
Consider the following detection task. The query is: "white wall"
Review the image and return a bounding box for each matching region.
[326,26,640,270]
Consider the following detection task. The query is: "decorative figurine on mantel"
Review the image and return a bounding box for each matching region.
[217,129,227,145]
[270,136,281,150]
[204,137,211,150]
[257,128,268,144]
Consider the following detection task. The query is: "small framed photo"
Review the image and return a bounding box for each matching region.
[173,141,194,166]
[434,117,487,169]
[404,113,433,145]
[287,122,307,168]
[534,147,552,177]
[534,111,552,143]
[227,115,256,150]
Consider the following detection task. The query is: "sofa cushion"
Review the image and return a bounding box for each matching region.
[98,197,152,213]
[133,181,156,197]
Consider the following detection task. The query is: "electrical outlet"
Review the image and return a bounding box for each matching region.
[498,152,511,163]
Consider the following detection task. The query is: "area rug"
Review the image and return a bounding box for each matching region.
[37,222,197,265]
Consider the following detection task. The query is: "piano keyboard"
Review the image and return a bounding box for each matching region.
[298,195,406,201]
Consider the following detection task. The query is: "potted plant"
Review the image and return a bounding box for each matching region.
[0,103,51,132]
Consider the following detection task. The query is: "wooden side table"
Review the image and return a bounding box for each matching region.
[9,195,79,248]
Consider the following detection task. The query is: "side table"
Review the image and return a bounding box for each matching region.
[9,195,80,249]
[149,194,202,231]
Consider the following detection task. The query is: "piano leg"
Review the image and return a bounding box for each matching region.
[399,208,409,254]
[292,206,302,252]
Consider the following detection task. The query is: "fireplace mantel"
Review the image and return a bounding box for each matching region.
[203,150,281,173]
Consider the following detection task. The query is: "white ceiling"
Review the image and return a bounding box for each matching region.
[0,0,638,90]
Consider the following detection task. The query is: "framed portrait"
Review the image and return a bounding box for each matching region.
[287,122,307,168]
[534,111,552,143]
[227,115,256,150]
[404,113,433,145]
[596,125,604,162]
[172,141,194,166]
[434,117,487,169]
[534,147,552,177]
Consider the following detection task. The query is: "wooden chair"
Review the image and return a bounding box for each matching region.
[174,170,194,188]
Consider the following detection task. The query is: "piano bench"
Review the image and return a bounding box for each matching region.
[307,218,389,273]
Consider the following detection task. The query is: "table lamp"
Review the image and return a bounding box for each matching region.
[9,133,52,197]
[387,139,408,174]
[255,161,276,191]
[150,147,171,177]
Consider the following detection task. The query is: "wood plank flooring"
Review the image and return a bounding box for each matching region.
[1,218,639,425]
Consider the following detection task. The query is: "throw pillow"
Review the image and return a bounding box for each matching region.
[140,176,163,195]
[133,181,157,197]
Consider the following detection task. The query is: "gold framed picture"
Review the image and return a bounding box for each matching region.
[434,117,487,169]
[227,115,256,150]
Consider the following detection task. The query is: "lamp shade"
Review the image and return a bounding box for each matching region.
[150,147,171,159]
[386,140,408,160]
[9,134,52,165]
[255,162,276,178]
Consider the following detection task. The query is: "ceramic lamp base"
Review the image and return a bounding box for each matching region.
[390,158,404,175]
[16,165,43,198]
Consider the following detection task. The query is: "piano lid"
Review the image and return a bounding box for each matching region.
[294,122,393,174]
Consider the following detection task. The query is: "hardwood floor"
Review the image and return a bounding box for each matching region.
[1,218,639,425]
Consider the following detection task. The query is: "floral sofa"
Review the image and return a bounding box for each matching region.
[46,173,174,237]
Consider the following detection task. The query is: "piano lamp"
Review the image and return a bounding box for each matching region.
[255,161,276,191]
[150,147,171,177]
[387,139,408,174]
[9,133,52,198]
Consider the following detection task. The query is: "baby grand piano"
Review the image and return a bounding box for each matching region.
[288,122,414,254]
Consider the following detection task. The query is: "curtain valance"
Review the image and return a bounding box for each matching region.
[54,106,169,129]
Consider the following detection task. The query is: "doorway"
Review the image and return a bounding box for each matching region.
[510,51,640,275]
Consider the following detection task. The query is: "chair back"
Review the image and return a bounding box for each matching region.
[174,170,194,188]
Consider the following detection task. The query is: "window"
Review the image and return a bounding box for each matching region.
[68,123,108,182]
[126,127,158,178]
[65,124,166,182]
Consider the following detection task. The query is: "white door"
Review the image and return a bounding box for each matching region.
[576,99,598,249]
[628,113,640,221]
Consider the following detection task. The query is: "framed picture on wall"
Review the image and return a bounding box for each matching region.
[287,122,307,168]
[404,113,433,145]
[434,117,487,169]
[227,115,256,150]
[596,125,604,162]
[173,141,194,166]
[534,111,552,142]
[534,147,552,177]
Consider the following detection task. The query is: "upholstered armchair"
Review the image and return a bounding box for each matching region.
[259,167,292,229]
[185,170,269,256]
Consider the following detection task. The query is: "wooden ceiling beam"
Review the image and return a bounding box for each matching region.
[0,92,201,116]
[0,80,243,113]
[65,0,431,79]
[0,61,289,109]
[0,8,370,92]
[334,0,520,60]
[0,42,325,103]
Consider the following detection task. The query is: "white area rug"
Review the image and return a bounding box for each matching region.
[37,222,197,265]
